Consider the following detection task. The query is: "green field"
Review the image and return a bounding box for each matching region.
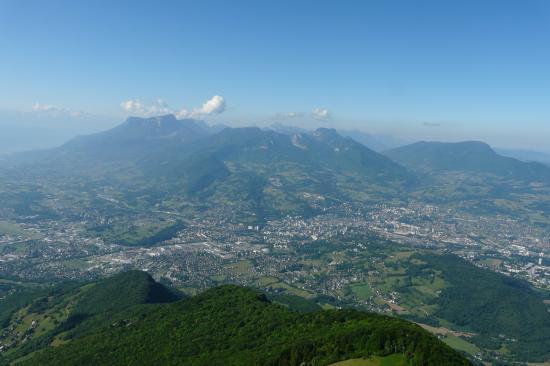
[351,283,373,300]
[85,220,183,247]
[265,280,315,298]
[443,335,481,356]
[0,221,27,236]
[330,354,408,366]
[257,276,279,286]
[225,260,254,275]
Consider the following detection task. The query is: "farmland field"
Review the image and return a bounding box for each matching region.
[330,354,408,366]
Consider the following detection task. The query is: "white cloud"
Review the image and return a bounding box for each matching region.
[120,99,171,116]
[32,103,88,118]
[120,100,143,113]
[176,95,226,119]
[175,108,190,119]
[312,108,330,120]
[32,103,58,112]
[275,112,304,120]
[121,95,226,119]
[195,95,225,115]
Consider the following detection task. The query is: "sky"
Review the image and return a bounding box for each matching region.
[1,0,550,151]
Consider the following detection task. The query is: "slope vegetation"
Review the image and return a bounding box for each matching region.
[21,284,470,366]
[0,271,181,364]
[412,254,550,361]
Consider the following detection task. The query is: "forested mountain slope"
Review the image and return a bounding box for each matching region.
[19,282,471,366]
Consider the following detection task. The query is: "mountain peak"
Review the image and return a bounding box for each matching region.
[73,270,181,316]
[58,115,215,161]
[124,114,178,126]
[312,128,341,142]
[122,114,183,133]
[313,127,339,135]
[88,115,212,143]
[269,122,309,135]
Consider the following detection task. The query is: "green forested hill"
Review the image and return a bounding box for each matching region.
[70,270,181,315]
[0,271,182,364]
[18,282,470,366]
[411,254,550,361]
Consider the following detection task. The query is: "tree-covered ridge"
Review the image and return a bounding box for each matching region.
[0,271,181,364]
[71,270,181,315]
[23,284,471,366]
[411,254,550,361]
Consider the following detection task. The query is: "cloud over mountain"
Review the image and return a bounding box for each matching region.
[121,96,226,119]
[274,112,304,120]
[120,99,171,116]
[176,95,226,119]
[312,108,330,120]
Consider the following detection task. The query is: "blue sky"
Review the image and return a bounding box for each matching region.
[1,0,550,149]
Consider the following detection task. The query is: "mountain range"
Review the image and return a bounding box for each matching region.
[495,147,550,166]
[27,115,550,184]
[2,115,414,221]
[1,114,549,224]
[269,123,408,152]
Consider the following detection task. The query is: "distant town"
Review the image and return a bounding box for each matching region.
[1,200,548,292]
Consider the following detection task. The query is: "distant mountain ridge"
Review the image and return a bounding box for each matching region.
[57,115,406,177]
[338,129,408,152]
[384,140,550,182]
[6,115,413,220]
[495,147,550,166]
[268,122,407,151]
[2,115,549,224]
[59,114,215,159]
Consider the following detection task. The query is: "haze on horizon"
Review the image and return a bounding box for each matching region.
[1,0,550,153]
